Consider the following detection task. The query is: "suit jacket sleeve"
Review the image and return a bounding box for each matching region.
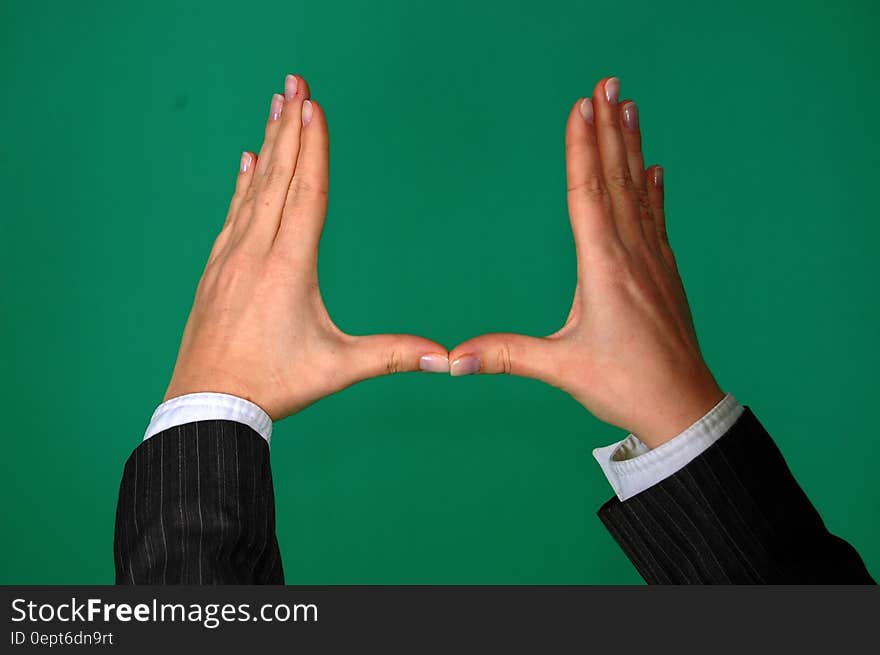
[597,407,874,584]
[114,419,284,584]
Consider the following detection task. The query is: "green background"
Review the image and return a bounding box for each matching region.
[1,0,878,584]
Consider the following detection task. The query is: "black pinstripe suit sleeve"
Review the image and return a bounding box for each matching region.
[114,420,284,584]
[597,408,875,584]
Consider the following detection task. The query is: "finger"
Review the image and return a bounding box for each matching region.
[646,165,675,268]
[230,92,285,245]
[223,151,257,230]
[448,333,563,384]
[211,151,257,262]
[251,92,286,181]
[246,74,312,248]
[274,98,329,259]
[251,75,312,178]
[619,99,660,254]
[345,334,450,382]
[592,77,645,251]
[565,97,618,257]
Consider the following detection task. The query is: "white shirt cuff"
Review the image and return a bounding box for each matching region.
[592,393,743,501]
[143,392,273,446]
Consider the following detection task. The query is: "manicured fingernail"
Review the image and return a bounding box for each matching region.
[240,151,252,173]
[302,100,313,126]
[270,93,283,121]
[579,98,594,124]
[450,355,480,376]
[419,354,450,373]
[653,166,664,187]
[604,77,619,104]
[623,101,639,130]
[284,74,298,100]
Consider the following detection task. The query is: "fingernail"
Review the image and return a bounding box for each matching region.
[450,355,480,376]
[419,354,450,373]
[270,93,283,121]
[302,100,313,126]
[623,101,639,130]
[240,151,252,173]
[653,166,664,187]
[579,98,594,124]
[284,74,298,100]
[604,77,619,104]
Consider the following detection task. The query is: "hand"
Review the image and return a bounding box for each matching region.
[449,77,723,448]
[164,74,449,420]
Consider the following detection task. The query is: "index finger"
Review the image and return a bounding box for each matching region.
[565,96,618,258]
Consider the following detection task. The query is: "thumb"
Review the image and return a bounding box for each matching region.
[346,333,450,382]
[449,333,563,383]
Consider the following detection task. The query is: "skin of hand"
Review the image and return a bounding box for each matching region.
[163,74,450,421]
[449,77,724,448]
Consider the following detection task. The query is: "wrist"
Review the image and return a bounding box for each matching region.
[164,369,273,419]
[629,369,725,449]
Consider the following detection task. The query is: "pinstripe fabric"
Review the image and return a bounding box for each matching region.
[114,420,283,584]
[598,408,875,584]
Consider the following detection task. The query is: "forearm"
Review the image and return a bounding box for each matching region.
[596,408,875,584]
[114,419,283,585]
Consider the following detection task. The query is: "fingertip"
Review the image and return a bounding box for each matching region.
[419,353,450,374]
[621,100,639,132]
[604,77,620,104]
[234,151,257,199]
[649,165,663,188]
[302,98,326,129]
[284,74,298,101]
[447,339,478,364]
[566,98,594,147]
[591,77,622,131]
[593,76,619,106]
[284,73,311,101]
[449,354,481,376]
[239,151,254,175]
[579,97,594,125]
[591,78,608,104]
[269,93,283,122]
[447,337,482,376]
[645,164,668,247]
